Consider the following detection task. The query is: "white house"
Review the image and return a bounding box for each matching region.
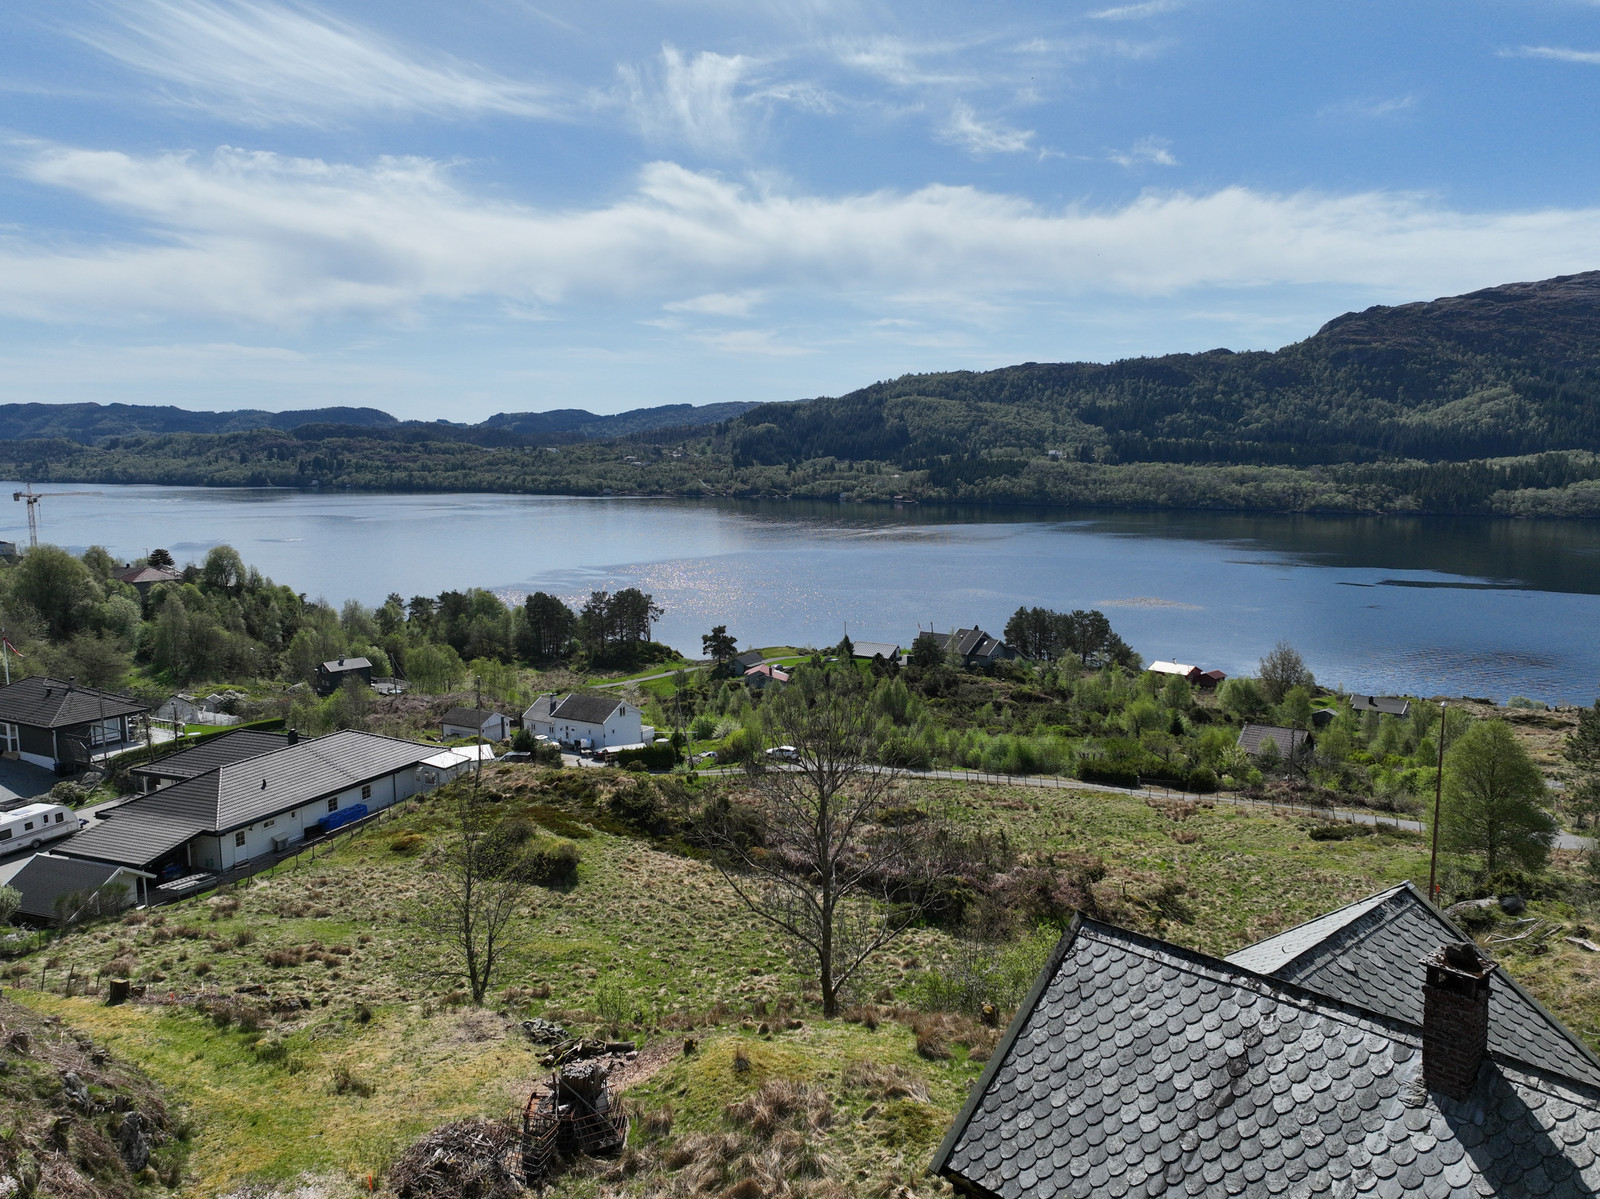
[440,707,512,741]
[522,693,642,749]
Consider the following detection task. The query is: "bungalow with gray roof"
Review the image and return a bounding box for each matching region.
[59,729,438,877]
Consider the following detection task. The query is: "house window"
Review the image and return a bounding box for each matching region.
[0,722,16,753]
[327,798,338,813]
[234,831,246,847]
[263,818,275,828]
[361,784,372,800]
[89,717,122,745]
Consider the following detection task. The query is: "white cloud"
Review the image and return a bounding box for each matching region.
[665,291,763,316]
[618,45,757,155]
[939,102,1035,154]
[1089,0,1185,20]
[832,35,978,88]
[6,143,1600,327]
[75,0,561,125]
[692,329,811,355]
[1108,136,1177,167]
[1318,94,1417,119]
[1506,45,1600,65]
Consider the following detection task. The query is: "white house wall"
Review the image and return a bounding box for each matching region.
[210,767,428,871]
[528,710,643,749]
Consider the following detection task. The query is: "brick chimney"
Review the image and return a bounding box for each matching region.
[1422,941,1493,1099]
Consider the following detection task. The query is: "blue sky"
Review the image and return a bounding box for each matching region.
[3,0,1600,420]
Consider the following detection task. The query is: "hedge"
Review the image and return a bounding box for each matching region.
[611,743,679,771]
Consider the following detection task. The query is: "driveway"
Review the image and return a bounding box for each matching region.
[0,758,59,810]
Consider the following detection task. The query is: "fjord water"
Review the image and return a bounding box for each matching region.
[18,483,1600,706]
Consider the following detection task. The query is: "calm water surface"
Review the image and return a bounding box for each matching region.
[13,483,1600,705]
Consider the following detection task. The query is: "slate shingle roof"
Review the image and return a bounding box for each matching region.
[442,707,499,728]
[933,916,1600,1199]
[733,651,766,672]
[60,729,433,868]
[127,730,288,783]
[0,676,146,729]
[550,694,625,725]
[1226,881,1600,1090]
[319,657,371,673]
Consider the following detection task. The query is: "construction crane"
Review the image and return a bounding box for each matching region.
[12,483,102,548]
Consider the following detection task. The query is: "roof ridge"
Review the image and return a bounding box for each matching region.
[1227,880,1411,972]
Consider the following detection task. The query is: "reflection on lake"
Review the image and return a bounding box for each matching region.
[13,484,1600,705]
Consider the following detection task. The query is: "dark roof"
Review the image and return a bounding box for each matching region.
[128,730,288,782]
[933,910,1600,1199]
[4,855,139,921]
[442,707,500,728]
[62,729,434,868]
[918,628,1003,658]
[1351,694,1412,716]
[1237,723,1311,756]
[1226,881,1600,1089]
[319,657,372,673]
[550,693,626,725]
[851,641,902,660]
[733,651,766,671]
[112,564,181,585]
[0,676,147,729]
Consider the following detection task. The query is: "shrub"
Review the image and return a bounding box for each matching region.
[1308,823,1373,841]
[614,743,678,771]
[330,1065,375,1097]
[1186,766,1217,793]
[513,837,581,887]
[1077,762,1140,788]
[389,832,425,855]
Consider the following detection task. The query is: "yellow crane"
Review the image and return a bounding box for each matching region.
[12,483,102,548]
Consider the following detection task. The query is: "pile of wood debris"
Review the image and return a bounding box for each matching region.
[388,1118,522,1199]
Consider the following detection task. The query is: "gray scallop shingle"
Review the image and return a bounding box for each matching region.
[1227,882,1600,1090]
[934,918,1600,1199]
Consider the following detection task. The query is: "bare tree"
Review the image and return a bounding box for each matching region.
[706,669,937,1017]
[413,792,530,1005]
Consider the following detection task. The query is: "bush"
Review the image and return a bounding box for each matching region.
[513,837,581,887]
[1077,762,1140,788]
[1186,766,1217,793]
[1307,823,1372,841]
[613,743,678,771]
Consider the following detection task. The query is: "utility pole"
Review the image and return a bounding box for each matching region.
[1428,703,1448,906]
[474,674,483,795]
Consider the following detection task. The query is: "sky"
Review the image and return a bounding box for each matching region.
[3,1,1600,421]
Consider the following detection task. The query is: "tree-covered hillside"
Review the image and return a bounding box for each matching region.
[723,271,1600,471]
[10,272,1600,515]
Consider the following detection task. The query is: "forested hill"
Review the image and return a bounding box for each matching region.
[9,272,1600,516]
[0,399,760,446]
[722,272,1600,470]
